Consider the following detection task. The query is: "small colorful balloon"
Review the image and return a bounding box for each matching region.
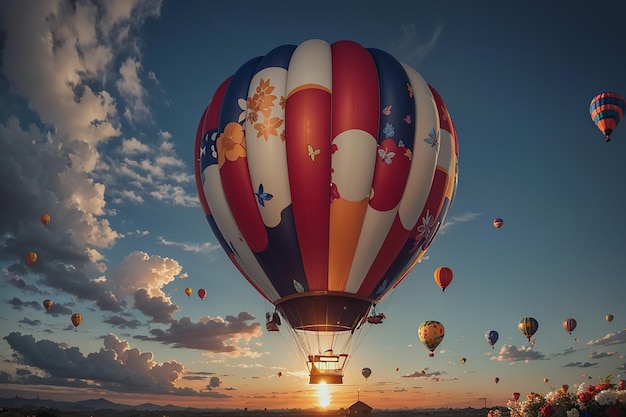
[197,288,207,300]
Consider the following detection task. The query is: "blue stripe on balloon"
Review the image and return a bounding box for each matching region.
[254,44,296,72]
[367,48,416,151]
[593,110,622,123]
[218,56,263,132]
[590,96,626,112]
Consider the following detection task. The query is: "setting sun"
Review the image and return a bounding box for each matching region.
[317,382,331,408]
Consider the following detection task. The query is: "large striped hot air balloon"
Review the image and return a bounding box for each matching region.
[195,39,459,384]
[589,92,626,142]
[519,317,539,343]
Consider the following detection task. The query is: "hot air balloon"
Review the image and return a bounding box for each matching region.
[493,218,503,230]
[418,321,445,357]
[40,213,51,226]
[563,318,577,334]
[184,287,192,297]
[43,299,53,312]
[26,251,37,266]
[194,39,459,384]
[71,313,82,330]
[433,266,453,292]
[543,378,549,383]
[460,357,466,364]
[277,371,282,377]
[589,92,626,142]
[494,377,499,384]
[361,367,372,380]
[518,317,538,343]
[197,288,207,300]
[606,314,614,323]
[560,384,569,394]
[485,330,499,349]
[512,392,520,402]
[395,367,399,372]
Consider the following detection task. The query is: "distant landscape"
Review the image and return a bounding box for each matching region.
[0,397,500,417]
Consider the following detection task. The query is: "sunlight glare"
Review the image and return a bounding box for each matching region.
[317,382,331,408]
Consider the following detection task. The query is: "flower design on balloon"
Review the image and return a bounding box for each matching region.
[217,122,246,168]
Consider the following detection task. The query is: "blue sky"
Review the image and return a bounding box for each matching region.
[1,0,626,411]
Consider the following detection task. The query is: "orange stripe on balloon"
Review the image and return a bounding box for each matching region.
[286,83,331,98]
[328,197,369,291]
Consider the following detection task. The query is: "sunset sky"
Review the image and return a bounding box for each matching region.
[1,0,626,411]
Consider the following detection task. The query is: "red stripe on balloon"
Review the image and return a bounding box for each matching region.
[286,88,332,290]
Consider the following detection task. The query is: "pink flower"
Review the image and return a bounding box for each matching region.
[540,404,555,417]
[578,391,593,403]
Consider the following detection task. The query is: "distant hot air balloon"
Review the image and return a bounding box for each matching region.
[184,287,192,297]
[512,392,520,402]
[518,317,539,343]
[71,313,82,330]
[560,384,569,394]
[277,371,282,377]
[606,314,614,323]
[493,218,503,230]
[460,357,466,364]
[26,251,37,266]
[543,378,549,383]
[197,288,207,300]
[433,266,453,292]
[563,318,577,334]
[194,39,460,385]
[418,321,445,357]
[361,367,372,380]
[40,213,51,226]
[395,367,399,372]
[494,377,499,384]
[485,330,499,349]
[589,92,626,142]
[43,299,53,312]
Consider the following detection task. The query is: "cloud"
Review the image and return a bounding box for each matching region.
[134,313,262,354]
[587,329,626,346]
[588,351,617,359]
[562,361,598,368]
[439,212,481,234]
[2,331,213,396]
[391,22,443,66]
[157,236,221,253]
[490,344,546,363]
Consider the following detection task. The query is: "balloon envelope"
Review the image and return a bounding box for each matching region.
[184,287,192,297]
[71,313,82,328]
[194,38,459,382]
[485,330,499,348]
[433,266,453,292]
[361,367,372,379]
[493,218,503,230]
[589,92,626,142]
[26,251,37,266]
[460,357,466,364]
[518,317,539,342]
[40,213,51,226]
[197,288,207,300]
[494,377,499,384]
[513,392,520,401]
[418,321,445,357]
[563,317,577,334]
[606,314,614,323]
[43,299,53,311]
